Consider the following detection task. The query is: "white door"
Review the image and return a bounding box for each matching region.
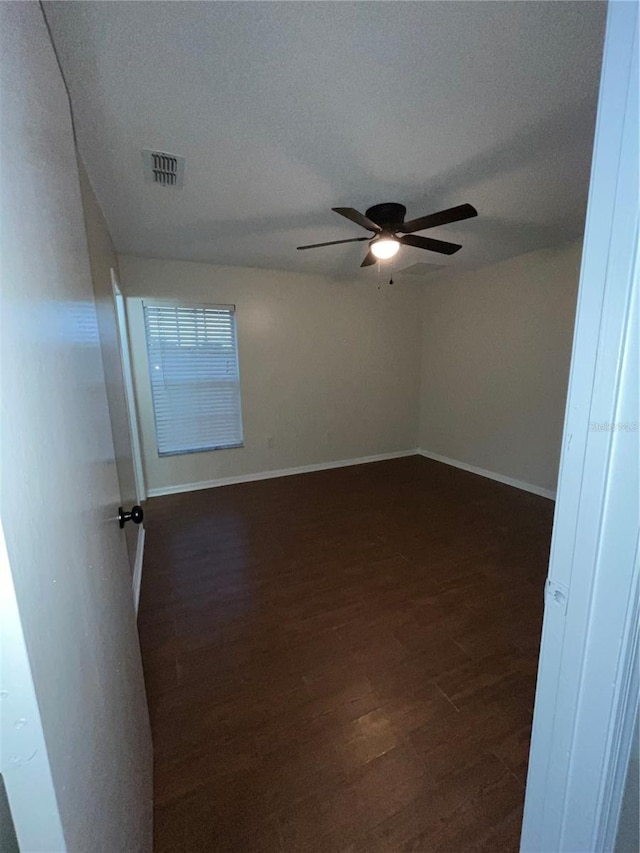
[0,4,152,852]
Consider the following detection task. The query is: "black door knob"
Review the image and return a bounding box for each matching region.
[118,505,144,528]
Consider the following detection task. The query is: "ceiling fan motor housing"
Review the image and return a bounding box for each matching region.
[365,202,407,230]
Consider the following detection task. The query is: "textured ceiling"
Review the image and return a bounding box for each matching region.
[45,1,606,277]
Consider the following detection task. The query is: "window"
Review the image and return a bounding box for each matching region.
[143,302,243,456]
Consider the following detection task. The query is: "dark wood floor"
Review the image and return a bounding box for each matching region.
[138,456,553,853]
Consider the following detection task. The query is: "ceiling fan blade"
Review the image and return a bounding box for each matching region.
[399,203,478,234]
[360,250,377,267]
[297,237,369,250]
[332,207,381,233]
[400,234,462,255]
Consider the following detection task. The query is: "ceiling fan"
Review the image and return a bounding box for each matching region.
[297,202,478,267]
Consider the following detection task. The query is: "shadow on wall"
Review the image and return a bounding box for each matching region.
[615,709,639,853]
[0,775,19,853]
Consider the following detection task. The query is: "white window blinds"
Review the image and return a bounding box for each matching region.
[143,302,243,456]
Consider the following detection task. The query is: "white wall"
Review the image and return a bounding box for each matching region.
[0,4,151,850]
[119,255,422,494]
[120,245,580,498]
[418,241,582,495]
[79,161,139,569]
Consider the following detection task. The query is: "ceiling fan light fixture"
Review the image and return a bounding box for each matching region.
[300,202,477,266]
[371,238,400,260]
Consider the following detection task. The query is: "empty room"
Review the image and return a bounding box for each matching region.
[2,2,638,853]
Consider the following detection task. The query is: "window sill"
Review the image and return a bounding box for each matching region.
[158,442,244,458]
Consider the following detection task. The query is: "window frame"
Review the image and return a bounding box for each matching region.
[142,299,244,457]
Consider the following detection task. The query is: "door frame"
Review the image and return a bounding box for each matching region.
[111,268,146,503]
[520,1,639,850]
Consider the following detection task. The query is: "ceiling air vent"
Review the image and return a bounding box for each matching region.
[142,149,185,188]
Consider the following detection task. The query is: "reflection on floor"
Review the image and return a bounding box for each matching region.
[138,455,553,852]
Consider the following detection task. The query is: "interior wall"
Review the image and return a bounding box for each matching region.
[0,4,152,850]
[78,161,138,569]
[418,241,582,495]
[0,776,19,853]
[616,707,640,853]
[118,254,422,494]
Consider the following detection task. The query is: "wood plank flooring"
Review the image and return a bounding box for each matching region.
[138,456,554,852]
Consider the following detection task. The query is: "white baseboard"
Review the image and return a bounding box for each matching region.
[146,450,417,498]
[417,448,556,500]
[132,525,145,616]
